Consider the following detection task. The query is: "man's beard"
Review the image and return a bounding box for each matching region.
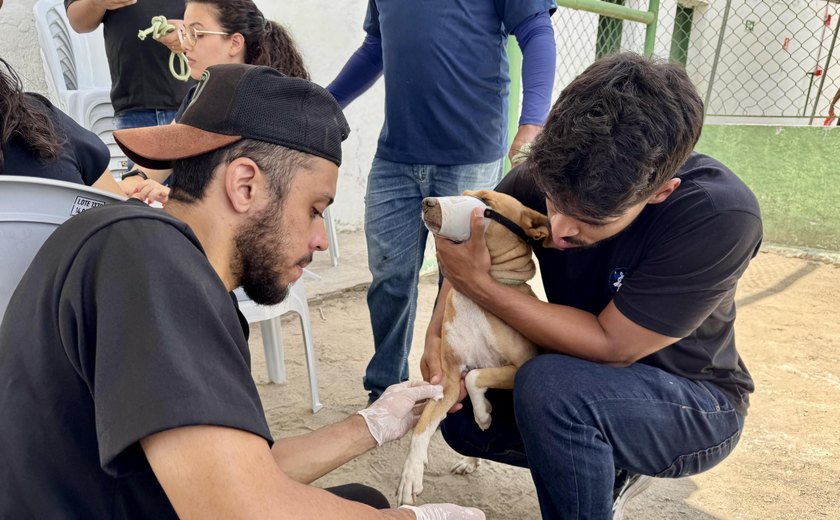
[233,204,292,306]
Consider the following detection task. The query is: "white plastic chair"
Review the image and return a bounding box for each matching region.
[234,283,322,413]
[0,176,124,318]
[323,207,340,267]
[33,0,129,175]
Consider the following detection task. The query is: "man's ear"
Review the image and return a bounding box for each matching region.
[523,208,550,241]
[224,157,260,213]
[648,178,681,205]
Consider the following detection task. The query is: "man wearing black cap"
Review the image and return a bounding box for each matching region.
[0,64,483,519]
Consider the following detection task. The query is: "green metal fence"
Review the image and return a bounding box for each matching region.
[507,0,661,169]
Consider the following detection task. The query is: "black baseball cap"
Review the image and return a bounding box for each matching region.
[114,64,350,169]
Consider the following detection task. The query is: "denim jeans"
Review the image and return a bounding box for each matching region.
[114,109,179,169]
[363,157,504,400]
[440,355,745,519]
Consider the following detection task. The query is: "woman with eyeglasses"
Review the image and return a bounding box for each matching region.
[125,0,309,204]
[0,57,123,196]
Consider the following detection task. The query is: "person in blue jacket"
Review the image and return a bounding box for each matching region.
[328,0,558,402]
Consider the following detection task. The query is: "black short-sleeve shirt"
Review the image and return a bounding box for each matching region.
[0,94,109,184]
[64,0,194,114]
[497,153,762,415]
[0,201,271,518]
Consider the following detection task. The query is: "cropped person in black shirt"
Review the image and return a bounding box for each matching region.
[0,57,122,195]
[424,53,763,519]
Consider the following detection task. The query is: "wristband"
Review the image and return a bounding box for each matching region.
[121,169,148,181]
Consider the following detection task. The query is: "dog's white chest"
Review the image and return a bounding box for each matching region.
[444,291,505,370]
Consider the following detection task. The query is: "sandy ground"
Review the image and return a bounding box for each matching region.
[249,249,840,519]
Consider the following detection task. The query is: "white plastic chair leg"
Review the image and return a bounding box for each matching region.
[295,299,322,414]
[260,317,287,385]
[324,206,340,267]
[254,282,322,413]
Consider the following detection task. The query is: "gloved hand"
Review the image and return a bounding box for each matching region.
[358,381,443,446]
[400,504,485,520]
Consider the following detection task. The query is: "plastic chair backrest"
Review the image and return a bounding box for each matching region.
[33,0,110,99]
[0,176,124,319]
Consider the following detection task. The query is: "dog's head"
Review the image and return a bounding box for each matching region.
[422,190,549,271]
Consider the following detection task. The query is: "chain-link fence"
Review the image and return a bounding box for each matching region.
[551,0,840,125]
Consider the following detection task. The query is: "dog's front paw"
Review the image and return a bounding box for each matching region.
[397,457,425,505]
[451,456,482,475]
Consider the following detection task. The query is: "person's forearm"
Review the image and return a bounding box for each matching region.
[463,276,621,362]
[426,280,451,341]
[66,1,107,33]
[92,170,126,197]
[514,12,556,126]
[271,415,376,484]
[326,34,383,109]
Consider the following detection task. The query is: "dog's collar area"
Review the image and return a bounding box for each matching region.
[483,208,541,247]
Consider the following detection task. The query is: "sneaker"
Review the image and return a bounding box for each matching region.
[612,469,653,520]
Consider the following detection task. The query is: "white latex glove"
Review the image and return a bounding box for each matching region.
[400,504,486,520]
[357,381,443,446]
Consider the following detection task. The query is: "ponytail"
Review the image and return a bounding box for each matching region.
[188,0,309,79]
[251,20,309,80]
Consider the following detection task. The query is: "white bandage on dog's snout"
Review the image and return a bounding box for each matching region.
[435,196,490,242]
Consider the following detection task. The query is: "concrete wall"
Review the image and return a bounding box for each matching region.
[0,0,48,93]
[0,0,380,230]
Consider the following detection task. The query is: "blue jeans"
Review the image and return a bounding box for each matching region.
[440,355,745,519]
[363,157,504,400]
[114,109,179,169]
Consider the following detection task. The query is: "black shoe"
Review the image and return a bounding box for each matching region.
[612,469,653,520]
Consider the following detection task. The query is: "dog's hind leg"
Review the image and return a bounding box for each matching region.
[465,365,518,431]
[397,347,462,505]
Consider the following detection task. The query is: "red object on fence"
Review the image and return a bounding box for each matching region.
[815,66,823,77]
[826,14,832,28]
[783,37,790,52]
[824,116,836,126]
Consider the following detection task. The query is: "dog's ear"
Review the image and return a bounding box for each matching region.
[464,189,490,202]
[523,208,550,242]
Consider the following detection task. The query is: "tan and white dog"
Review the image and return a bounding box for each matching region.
[397,189,549,505]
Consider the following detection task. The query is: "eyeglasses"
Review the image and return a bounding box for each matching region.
[177,25,230,48]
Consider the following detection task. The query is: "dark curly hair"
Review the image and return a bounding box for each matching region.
[0,58,63,170]
[186,0,309,80]
[529,52,704,221]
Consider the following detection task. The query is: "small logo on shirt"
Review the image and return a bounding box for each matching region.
[609,268,630,293]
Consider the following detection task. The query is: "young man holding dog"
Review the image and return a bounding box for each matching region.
[0,64,483,520]
[425,52,762,519]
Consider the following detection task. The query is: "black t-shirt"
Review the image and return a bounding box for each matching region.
[0,201,272,518]
[64,0,194,114]
[0,94,109,184]
[498,153,762,415]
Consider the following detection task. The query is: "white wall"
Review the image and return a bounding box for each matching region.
[256,1,382,231]
[0,0,380,230]
[0,0,48,94]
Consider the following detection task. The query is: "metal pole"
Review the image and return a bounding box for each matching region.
[704,0,733,113]
[669,5,693,64]
[644,0,660,56]
[809,7,840,124]
[555,0,655,25]
[597,0,626,59]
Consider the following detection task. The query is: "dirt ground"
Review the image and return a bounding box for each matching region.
[249,249,840,519]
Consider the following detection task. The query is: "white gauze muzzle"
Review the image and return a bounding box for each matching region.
[433,195,490,242]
